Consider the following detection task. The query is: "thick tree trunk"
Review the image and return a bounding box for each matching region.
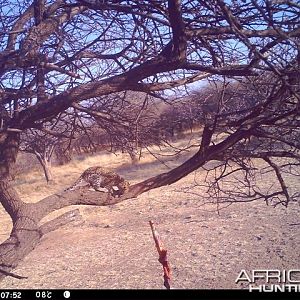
[0,132,41,279]
[0,132,21,217]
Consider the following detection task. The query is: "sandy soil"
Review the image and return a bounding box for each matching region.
[1,164,299,289]
[1,137,300,289]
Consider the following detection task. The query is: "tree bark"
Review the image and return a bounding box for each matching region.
[0,132,41,279]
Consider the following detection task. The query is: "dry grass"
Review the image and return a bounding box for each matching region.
[0,135,199,243]
[14,152,129,203]
[13,134,200,203]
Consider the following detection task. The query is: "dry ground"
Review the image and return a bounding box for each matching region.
[0,137,299,289]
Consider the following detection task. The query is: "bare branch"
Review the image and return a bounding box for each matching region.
[263,157,292,206]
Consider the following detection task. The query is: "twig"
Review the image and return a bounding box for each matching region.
[149,220,171,289]
[0,268,28,279]
[289,223,300,226]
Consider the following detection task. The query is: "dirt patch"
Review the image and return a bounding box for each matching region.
[1,173,299,289]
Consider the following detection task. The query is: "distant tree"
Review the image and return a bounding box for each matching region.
[54,142,72,165]
[20,129,58,183]
[72,92,163,163]
[20,115,75,182]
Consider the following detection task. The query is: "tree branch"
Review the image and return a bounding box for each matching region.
[263,157,291,206]
[39,209,83,236]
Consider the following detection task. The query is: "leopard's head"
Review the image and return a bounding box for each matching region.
[119,180,130,193]
[111,180,130,197]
